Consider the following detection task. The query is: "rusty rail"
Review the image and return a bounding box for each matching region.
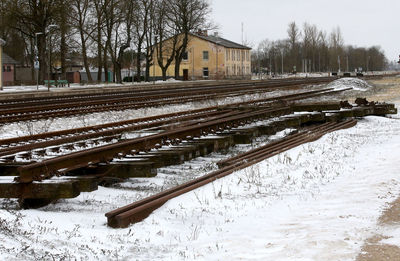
[0,78,334,123]
[13,86,354,183]
[16,106,291,183]
[0,87,343,161]
[105,119,357,228]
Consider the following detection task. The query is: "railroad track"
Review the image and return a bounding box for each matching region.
[0,87,348,182]
[0,87,347,163]
[0,77,333,107]
[0,96,395,210]
[0,77,334,123]
[105,119,357,228]
[16,106,292,183]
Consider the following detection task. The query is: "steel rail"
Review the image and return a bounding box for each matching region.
[0,109,236,158]
[15,86,351,183]
[0,78,331,111]
[0,77,334,108]
[0,86,345,158]
[0,86,340,147]
[16,106,291,183]
[105,119,357,228]
[0,78,334,123]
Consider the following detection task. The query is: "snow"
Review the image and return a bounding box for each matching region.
[327,77,372,91]
[0,79,184,93]
[0,77,399,260]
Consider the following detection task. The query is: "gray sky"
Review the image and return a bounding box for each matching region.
[211,0,399,62]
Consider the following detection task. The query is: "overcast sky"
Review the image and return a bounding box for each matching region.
[211,0,399,62]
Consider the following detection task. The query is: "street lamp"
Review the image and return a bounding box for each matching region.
[0,38,5,91]
[189,47,194,80]
[46,24,58,91]
[153,36,158,84]
[35,32,43,90]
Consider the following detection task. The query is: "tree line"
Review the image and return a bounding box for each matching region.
[252,22,388,75]
[0,0,212,83]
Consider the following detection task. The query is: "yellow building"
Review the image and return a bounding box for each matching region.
[151,31,252,80]
[0,38,5,89]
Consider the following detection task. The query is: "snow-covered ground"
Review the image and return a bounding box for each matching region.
[0,77,400,260]
[0,78,183,93]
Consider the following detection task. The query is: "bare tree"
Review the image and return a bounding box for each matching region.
[144,0,157,81]
[154,0,177,81]
[168,0,212,79]
[70,0,94,82]
[132,0,153,82]
[287,21,301,71]
[3,0,63,83]
[102,0,134,83]
[93,0,105,82]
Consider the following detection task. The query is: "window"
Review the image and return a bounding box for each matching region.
[232,50,235,61]
[182,51,188,61]
[226,50,230,61]
[237,50,240,61]
[203,67,209,78]
[2,66,5,72]
[6,66,11,72]
[203,51,209,60]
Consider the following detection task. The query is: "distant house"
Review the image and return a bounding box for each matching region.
[151,31,252,80]
[2,53,18,86]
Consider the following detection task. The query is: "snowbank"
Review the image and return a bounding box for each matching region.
[327,77,372,91]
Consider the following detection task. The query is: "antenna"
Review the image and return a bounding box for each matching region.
[241,22,244,45]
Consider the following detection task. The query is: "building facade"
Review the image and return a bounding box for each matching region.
[151,32,251,80]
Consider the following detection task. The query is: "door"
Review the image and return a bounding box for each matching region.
[183,69,189,81]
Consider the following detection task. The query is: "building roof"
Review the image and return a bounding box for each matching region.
[192,33,251,50]
[2,53,19,65]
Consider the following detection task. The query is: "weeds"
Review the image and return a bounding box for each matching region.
[186,224,201,241]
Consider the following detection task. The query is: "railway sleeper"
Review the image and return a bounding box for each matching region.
[3,99,396,206]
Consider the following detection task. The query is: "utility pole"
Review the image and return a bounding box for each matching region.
[241,22,244,45]
[192,47,194,80]
[46,24,58,91]
[0,38,5,91]
[215,40,220,80]
[35,32,43,90]
[269,54,272,76]
[0,38,6,91]
[338,55,341,73]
